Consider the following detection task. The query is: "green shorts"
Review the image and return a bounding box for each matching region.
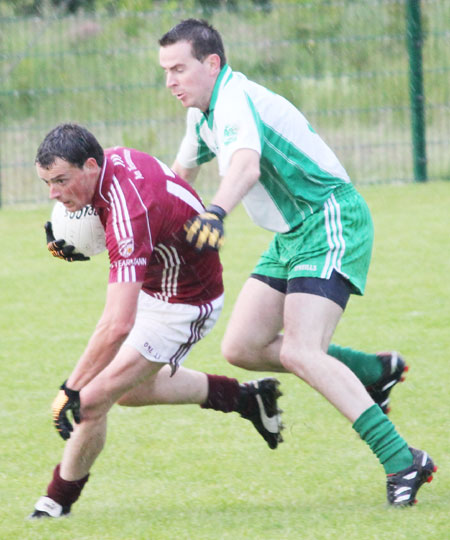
[252,183,374,295]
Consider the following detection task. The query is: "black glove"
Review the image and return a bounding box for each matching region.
[183,204,226,252]
[52,381,81,441]
[45,221,90,262]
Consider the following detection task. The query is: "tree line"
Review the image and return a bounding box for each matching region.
[1,0,272,17]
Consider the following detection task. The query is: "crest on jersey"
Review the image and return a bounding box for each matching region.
[118,237,134,258]
[223,123,238,145]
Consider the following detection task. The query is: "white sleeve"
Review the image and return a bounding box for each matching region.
[175,109,199,169]
[215,89,262,175]
[175,108,216,169]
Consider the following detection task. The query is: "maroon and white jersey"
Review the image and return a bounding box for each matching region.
[91,147,223,305]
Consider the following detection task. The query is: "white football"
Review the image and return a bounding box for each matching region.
[51,202,106,257]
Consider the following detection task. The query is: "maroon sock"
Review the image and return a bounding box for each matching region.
[47,464,90,508]
[200,374,241,413]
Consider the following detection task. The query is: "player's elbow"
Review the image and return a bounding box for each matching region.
[243,159,260,189]
[111,319,134,342]
[96,318,133,347]
[232,149,261,189]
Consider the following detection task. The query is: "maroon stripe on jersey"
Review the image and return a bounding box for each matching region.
[153,245,181,302]
[169,302,213,376]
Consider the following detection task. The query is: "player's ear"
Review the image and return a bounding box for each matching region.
[206,53,221,75]
[84,157,99,171]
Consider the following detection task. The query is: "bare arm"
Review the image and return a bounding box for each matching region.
[175,149,260,252]
[171,160,200,185]
[66,281,142,390]
[172,148,260,214]
[210,148,260,214]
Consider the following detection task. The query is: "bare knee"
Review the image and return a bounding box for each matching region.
[221,334,258,368]
[79,388,114,422]
[280,344,317,380]
[222,338,245,367]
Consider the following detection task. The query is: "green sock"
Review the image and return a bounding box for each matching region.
[353,404,413,474]
[328,344,383,385]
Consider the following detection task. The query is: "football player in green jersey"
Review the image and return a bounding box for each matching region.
[159,18,436,506]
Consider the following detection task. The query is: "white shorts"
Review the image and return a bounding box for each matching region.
[123,291,224,375]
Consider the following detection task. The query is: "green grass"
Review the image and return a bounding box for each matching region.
[0,181,449,539]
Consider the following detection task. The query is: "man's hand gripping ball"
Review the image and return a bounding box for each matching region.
[52,381,81,440]
[184,204,227,252]
[45,221,90,262]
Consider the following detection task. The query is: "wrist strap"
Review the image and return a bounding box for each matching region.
[206,204,227,220]
[61,380,80,399]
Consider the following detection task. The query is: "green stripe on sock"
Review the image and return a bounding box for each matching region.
[353,404,413,474]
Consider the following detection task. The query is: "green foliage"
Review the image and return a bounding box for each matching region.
[197,0,272,16]
[1,0,449,205]
[0,0,96,16]
[1,182,449,538]
[0,0,41,16]
[0,0,271,17]
[52,0,96,13]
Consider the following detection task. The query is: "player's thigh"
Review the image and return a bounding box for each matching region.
[118,364,208,406]
[283,292,343,353]
[81,346,163,417]
[223,276,284,351]
[123,291,223,375]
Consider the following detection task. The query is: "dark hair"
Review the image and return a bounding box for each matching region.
[159,18,226,68]
[35,123,104,169]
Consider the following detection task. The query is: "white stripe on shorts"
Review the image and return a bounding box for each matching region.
[321,194,346,279]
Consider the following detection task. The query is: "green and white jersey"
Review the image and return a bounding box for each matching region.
[176,64,351,233]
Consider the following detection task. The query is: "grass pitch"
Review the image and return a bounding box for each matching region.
[0,181,449,539]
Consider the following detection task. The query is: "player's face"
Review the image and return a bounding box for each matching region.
[36,157,98,212]
[159,40,221,112]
